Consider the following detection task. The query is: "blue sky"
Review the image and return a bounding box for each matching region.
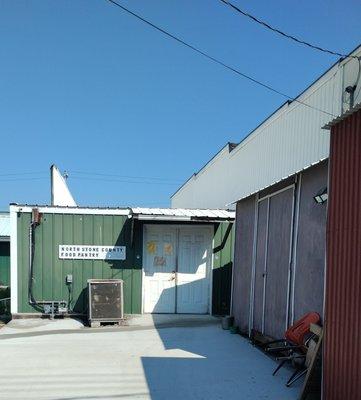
[0,0,360,209]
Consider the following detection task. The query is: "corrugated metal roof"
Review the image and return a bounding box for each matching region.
[9,204,234,221]
[322,102,361,129]
[10,203,129,211]
[9,204,130,216]
[171,46,361,209]
[228,157,328,205]
[131,207,235,220]
[0,213,10,238]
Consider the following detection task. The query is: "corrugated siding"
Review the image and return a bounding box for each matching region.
[173,72,339,209]
[324,108,361,399]
[17,212,142,314]
[212,222,234,315]
[172,47,361,210]
[0,242,10,287]
[226,75,336,200]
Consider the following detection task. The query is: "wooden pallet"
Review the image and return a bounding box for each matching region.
[90,320,127,328]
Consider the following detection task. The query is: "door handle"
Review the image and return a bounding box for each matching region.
[169,271,176,281]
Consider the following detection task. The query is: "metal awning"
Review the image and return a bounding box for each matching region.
[130,207,235,222]
[9,204,234,222]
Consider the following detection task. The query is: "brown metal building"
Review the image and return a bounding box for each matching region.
[323,104,361,399]
[232,160,328,339]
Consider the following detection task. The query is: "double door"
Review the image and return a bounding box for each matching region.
[143,225,212,314]
[252,187,294,338]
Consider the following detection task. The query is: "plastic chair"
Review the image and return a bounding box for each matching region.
[264,312,320,353]
[264,312,320,379]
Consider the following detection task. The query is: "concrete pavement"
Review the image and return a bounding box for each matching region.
[0,317,302,400]
[0,318,84,334]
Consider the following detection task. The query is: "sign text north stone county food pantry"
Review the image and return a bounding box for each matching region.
[58,245,126,260]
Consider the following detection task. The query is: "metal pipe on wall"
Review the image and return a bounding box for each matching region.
[28,209,68,316]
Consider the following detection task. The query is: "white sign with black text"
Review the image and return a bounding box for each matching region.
[59,245,126,260]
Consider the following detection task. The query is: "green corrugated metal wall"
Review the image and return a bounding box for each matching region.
[16,212,142,314]
[0,242,10,287]
[16,212,234,316]
[212,222,234,315]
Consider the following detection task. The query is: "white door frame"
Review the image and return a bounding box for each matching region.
[141,224,214,314]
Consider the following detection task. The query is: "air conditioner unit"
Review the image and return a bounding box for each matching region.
[88,279,124,327]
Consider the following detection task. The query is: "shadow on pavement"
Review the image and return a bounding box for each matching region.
[139,313,302,400]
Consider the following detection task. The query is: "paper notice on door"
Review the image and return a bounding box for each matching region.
[146,241,156,254]
[154,256,166,267]
[164,243,173,255]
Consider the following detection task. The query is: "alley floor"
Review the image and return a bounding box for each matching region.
[0,316,302,400]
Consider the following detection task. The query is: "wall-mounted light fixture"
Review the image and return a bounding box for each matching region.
[314,187,328,204]
[345,85,356,109]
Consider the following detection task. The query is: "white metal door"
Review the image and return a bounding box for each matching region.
[176,227,212,314]
[143,225,177,313]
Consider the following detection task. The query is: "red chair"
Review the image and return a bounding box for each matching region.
[264,312,321,383]
[265,312,320,352]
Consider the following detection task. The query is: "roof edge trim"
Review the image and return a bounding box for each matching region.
[226,157,328,205]
[322,103,361,129]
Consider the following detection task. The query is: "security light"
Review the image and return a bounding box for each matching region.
[314,187,328,204]
[345,85,356,108]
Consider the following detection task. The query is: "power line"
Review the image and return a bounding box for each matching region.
[71,176,179,186]
[219,0,358,60]
[105,0,336,117]
[0,169,183,184]
[0,177,47,182]
[70,170,183,183]
[0,171,47,177]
